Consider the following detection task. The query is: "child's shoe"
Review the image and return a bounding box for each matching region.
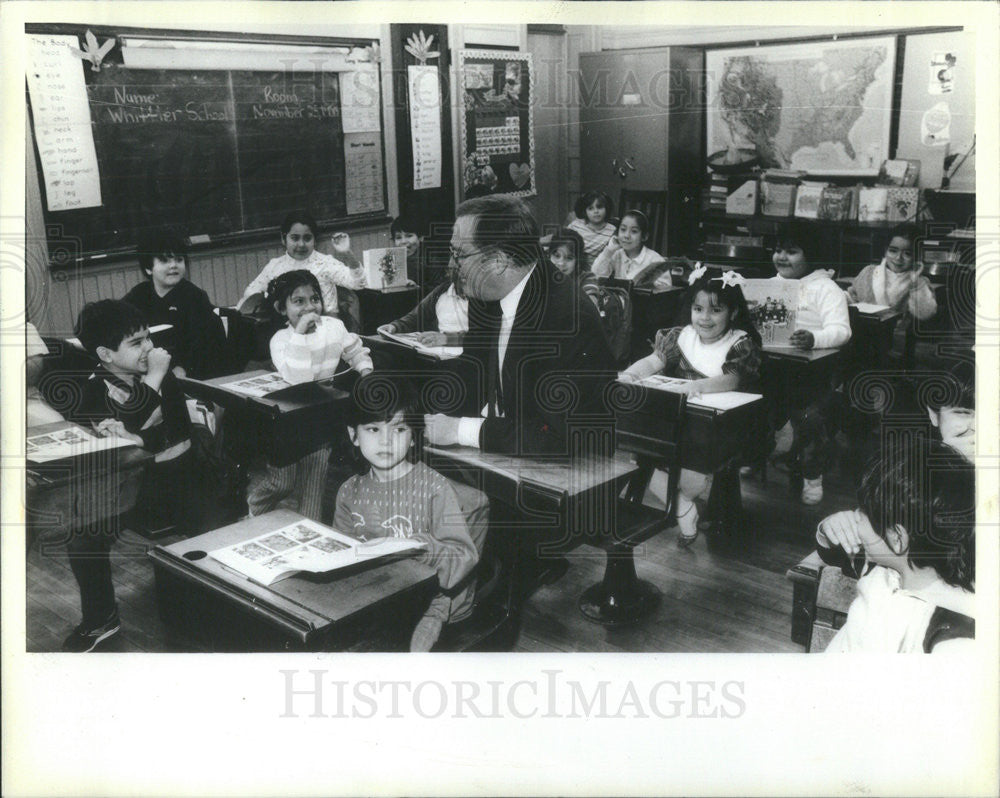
[676,496,699,547]
[61,607,121,652]
[801,476,824,505]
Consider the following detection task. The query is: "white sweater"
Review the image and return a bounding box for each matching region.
[270,316,373,384]
[771,269,851,349]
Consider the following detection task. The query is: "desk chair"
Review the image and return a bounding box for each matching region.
[619,189,669,254]
[578,383,687,626]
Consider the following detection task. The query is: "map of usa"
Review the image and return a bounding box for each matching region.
[710,41,893,172]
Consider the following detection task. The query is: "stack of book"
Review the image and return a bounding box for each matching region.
[704,172,730,213]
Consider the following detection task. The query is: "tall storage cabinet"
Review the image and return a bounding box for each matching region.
[578,47,704,256]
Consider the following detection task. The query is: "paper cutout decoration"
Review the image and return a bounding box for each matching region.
[69,30,115,72]
[405,31,440,64]
[509,162,530,188]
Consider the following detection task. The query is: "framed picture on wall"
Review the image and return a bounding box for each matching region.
[706,36,896,175]
[456,49,535,199]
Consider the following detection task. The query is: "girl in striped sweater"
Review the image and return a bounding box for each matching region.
[246,270,373,521]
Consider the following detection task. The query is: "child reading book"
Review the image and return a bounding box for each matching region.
[334,376,480,652]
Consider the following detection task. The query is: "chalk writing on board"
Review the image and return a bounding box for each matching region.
[26,34,102,211]
[344,131,385,215]
[408,65,442,190]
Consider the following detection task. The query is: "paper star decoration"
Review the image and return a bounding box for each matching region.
[404,31,440,64]
[720,270,745,288]
[70,30,116,72]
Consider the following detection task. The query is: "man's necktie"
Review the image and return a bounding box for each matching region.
[483,301,503,418]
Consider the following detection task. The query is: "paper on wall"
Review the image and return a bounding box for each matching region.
[408,65,442,190]
[344,131,385,215]
[26,34,103,211]
[921,102,952,146]
[340,65,381,133]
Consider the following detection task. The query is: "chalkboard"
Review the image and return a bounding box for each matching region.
[26,27,386,262]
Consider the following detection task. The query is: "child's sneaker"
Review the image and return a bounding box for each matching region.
[801,477,824,505]
[61,608,121,652]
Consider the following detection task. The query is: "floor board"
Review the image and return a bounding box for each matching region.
[24,436,864,654]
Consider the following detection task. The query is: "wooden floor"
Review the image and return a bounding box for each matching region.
[26,437,865,654]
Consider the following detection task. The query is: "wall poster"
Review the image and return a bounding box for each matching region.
[456,49,535,199]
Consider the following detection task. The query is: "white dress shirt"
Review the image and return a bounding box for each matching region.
[456,267,535,447]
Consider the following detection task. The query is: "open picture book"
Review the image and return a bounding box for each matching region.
[26,424,136,464]
[209,518,426,586]
[377,328,463,359]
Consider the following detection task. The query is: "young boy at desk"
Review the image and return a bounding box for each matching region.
[66,300,203,651]
[122,230,227,379]
[768,222,852,504]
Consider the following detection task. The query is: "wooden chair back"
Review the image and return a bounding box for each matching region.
[619,189,670,255]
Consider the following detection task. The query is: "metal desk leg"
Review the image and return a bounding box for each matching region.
[579,544,661,627]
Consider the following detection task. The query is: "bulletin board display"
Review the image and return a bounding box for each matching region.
[456,49,535,200]
[25,25,387,264]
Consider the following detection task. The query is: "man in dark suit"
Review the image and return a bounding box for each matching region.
[423,195,616,456]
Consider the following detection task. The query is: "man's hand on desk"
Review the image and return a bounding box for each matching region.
[789,329,815,351]
[424,413,460,446]
[377,323,397,336]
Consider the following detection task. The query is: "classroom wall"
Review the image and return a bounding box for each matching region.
[28,22,535,336]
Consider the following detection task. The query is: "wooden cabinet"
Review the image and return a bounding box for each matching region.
[578,47,703,256]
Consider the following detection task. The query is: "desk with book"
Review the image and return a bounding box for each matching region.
[149,509,437,651]
[26,421,153,539]
[177,369,350,467]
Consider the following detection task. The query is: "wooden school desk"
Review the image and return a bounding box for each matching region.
[614,383,767,548]
[148,509,438,651]
[177,370,350,467]
[425,445,646,622]
[26,421,153,542]
[357,285,422,335]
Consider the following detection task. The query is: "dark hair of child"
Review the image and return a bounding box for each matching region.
[858,437,975,591]
[921,357,975,413]
[348,374,425,462]
[573,190,614,221]
[280,210,319,238]
[619,209,650,239]
[265,269,324,323]
[675,270,762,347]
[887,222,921,246]
[75,299,147,357]
[773,219,826,264]
[390,209,428,239]
[548,227,589,274]
[137,230,188,278]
